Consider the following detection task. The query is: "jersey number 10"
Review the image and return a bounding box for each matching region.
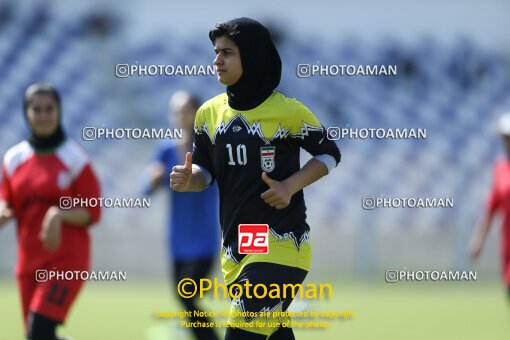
[226,143,247,166]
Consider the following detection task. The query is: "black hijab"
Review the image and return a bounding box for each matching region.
[209,17,282,111]
[23,83,66,152]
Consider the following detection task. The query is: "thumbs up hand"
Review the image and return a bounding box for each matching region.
[170,152,193,192]
[261,172,293,209]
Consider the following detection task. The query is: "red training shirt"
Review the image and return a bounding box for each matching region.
[1,139,101,276]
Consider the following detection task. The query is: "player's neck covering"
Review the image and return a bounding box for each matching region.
[209,17,282,111]
[23,83,66,152]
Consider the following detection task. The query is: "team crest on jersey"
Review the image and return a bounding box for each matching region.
[260,146,276,172]
[57,171,72,189]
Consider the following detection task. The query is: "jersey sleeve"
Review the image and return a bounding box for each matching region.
[289,100,341,172]
[140,145,167,196]
[192,106,216,185]
[0,164,13,206]
[153,143,167,166]
[73,163,101,226]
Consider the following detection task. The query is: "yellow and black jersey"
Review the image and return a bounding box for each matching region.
[192,91,341,284]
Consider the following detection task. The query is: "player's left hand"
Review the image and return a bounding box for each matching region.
[261,172,293,209]
[40,206,62,251]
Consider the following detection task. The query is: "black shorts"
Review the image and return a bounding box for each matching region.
[226,262,308,337]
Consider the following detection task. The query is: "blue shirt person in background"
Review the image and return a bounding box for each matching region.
[143,91,220,340]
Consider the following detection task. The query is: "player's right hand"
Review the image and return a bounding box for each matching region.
[170,152,192,192]
[40,206,62,251]
[0,202,14,228]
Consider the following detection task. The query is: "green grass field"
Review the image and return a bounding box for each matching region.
[0,279,508,339]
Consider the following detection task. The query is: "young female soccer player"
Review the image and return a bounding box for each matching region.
[144,91,220,340]
[0,83,101,340]
[470,112,510,301]
[170,18,341,339]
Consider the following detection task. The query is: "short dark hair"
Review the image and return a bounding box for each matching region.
[208,21,240,43]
